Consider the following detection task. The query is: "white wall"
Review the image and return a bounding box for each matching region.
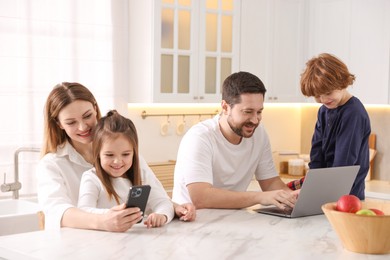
[0,0,130,198]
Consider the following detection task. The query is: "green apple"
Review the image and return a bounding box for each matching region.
[356,209,376,216]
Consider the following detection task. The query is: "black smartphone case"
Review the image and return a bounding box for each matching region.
[126,185,151,223]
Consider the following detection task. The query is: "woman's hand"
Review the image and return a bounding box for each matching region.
[174,203,196,222]
[144,213,167,228]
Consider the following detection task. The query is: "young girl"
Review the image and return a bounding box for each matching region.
[287,53,371,200]
[77,110,174,228]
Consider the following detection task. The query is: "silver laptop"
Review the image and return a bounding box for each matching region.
[255,165,360,218]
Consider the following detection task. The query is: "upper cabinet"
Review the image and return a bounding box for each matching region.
[240,0,306,103]
[129,0,390,104]
[349,0,390,105]
[240,0,390,104]
[129,0,240,103]
[306,0,390,105]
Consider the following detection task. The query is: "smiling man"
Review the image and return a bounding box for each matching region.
[172,71,298,210]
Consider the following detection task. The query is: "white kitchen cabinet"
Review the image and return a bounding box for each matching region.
[306,0,351,61]
[128,0,240,103]
[349,0,390,104]
[241,0,390,104]
[240,0,306,103]
[306,0,390,104]
[130,0,390,104]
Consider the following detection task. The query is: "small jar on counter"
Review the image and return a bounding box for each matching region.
[288,158,305,176]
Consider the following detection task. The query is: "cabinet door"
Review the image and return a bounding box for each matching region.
[240,0,305,103]
[154,0,240,103]
[268,0,305,102]
[239,0,268,85]
[307,0,351,61]
[349,0,390,104]
[154,0,198,103]
[306,0,351,104]
[197,0,240,103]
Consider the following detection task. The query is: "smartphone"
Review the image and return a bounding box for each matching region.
[126,185,151,223]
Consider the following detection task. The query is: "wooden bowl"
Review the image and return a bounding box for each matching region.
[322,200,390,254]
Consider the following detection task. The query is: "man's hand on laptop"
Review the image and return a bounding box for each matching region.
[280,189,300,209]
[282,190,300,212]
[260,189,299,210]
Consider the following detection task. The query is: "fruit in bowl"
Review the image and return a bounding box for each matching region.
[336,194,362,213]
[355,209,376,215]
[369,208,385,216]
[335,195,386,217]
[322,200,390,254]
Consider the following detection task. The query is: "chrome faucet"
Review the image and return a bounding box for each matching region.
[1,173,22,193]
[0,147,40,199]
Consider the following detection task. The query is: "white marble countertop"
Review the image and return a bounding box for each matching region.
[0,205,389,260]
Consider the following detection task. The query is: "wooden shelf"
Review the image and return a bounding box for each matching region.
[279,173,304,179]
[148,160,176,198]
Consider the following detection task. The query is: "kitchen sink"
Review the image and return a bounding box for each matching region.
[0,199,41,236]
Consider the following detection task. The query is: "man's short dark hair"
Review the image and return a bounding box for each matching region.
[222,71,267,105]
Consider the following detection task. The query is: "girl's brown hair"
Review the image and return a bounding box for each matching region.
[42,82,101,156]
[300,53,355,97]
[93,110,141,204]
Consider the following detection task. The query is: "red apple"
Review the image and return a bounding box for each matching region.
[369,208,385,216]
[336,194,362,213]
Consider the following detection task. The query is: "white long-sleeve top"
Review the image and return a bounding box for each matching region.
[37,141,92,230]
[77,163,174,224]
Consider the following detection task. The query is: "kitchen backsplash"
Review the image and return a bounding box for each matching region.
[128,104,390,182]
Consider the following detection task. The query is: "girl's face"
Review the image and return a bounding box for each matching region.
[314,89,349,109]
[57,100,98,145]
[99,135,134,178]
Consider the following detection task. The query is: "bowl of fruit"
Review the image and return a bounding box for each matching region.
[322,195,390,254]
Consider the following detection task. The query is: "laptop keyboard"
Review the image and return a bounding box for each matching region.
[257,206,293,216]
